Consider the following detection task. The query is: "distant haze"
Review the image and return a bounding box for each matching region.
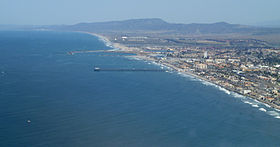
[1,0,280,25]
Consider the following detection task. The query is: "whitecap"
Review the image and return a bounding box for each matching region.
[128,56,142,61]
[252,104,259,108]
[231,93,245,99]
[267,111,279,116]
[275,116,280,119]
[263,104,271,108]
[243,101,252,104]
[218,87,230,95]
[253,99,261,104]
[259,108,267,112]
[96,37,113,48]
[179,73,199,81]
[201,80,216,87]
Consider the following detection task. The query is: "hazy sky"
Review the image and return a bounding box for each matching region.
[1,0,280,25]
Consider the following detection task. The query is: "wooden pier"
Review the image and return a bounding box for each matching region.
[68,49,137,55]
[94,67,166,72]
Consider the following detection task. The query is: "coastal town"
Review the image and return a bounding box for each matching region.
[100,34,280,109]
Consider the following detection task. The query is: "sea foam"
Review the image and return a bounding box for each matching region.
[267,111,280,117]
[275,116,280,119]
[252,104,259,108]
[231,93,245,99]
[259,108,267,112]
[218,87,231,95]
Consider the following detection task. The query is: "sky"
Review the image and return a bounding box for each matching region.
[1,0,280,25]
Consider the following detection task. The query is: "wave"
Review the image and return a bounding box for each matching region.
[218,87,231,95]
[275,116,280,119]
[261,104,270,109]
[124,56,171,73]
[97,37,113,48]
[253,99,261,104]
[267,111,280,117]
[178,72,199,81]
[243,101,252,104]
[177,71,233,96]
[201,80,216,87]
[231,92,245,99]
[259,108,267,112]
[252,104,259,108]
[160,65,171,70]
[266,111,280,119]
[125,56,142,61]
[242,99,280,119]
[148,61,171,71]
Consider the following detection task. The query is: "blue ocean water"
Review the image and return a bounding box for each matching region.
[1,31,280,146]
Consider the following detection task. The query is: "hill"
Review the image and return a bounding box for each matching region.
[53,18,280,35]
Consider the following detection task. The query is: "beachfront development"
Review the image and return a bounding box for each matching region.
[97,34,280,110]
[46,18,280,110]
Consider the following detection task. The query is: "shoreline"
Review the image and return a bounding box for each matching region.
[134,55,280,113]
[85,32,280,114]
[77,31,132,52]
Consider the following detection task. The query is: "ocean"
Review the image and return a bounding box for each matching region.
[1,31,280,146]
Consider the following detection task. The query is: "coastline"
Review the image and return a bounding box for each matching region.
[85,32,280,115]
[77,31,132,52]
[134,54,280,114]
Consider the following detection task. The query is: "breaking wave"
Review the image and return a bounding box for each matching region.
[252,104,259,108]
[231,93,245,99]
[259,108,267,112]
[218,87,231,95]
[267,111,280,118]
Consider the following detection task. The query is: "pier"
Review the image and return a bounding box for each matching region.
[94,67,167,72]
[67,49,138,55]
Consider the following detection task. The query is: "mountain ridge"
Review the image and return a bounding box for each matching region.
[1,18,280,35]
[56,18,275,35]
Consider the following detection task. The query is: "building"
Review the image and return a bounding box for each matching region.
[203,51,208,58]
[195,63,208,69]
